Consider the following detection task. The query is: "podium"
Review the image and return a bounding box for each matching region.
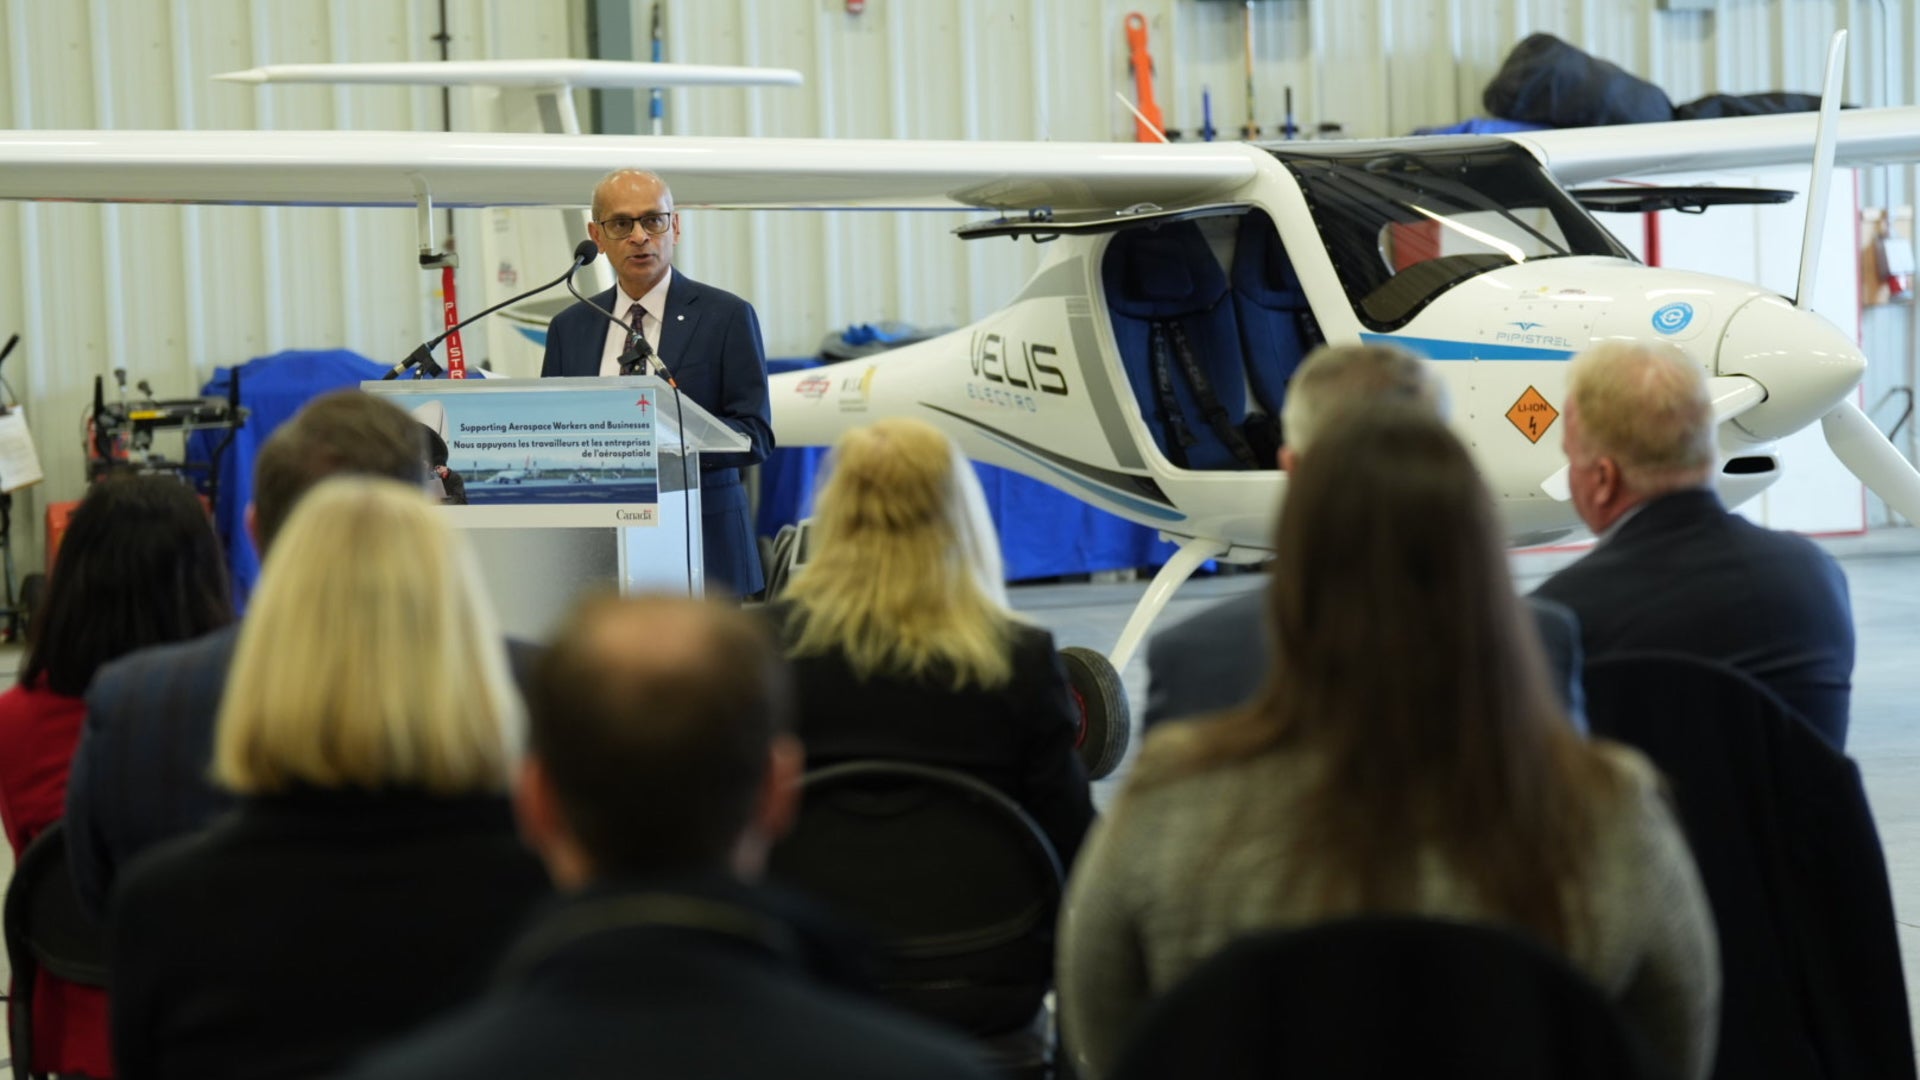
[364,375,748,640]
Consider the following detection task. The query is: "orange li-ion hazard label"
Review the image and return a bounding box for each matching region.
[1507,386,1559,444]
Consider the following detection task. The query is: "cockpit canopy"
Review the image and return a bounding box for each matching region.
[1270,139,1633,330]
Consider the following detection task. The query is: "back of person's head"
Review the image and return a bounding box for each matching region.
[213,477,521,796]
[524,594,795,878]
[251,391,429,554]
[780,417,1014,689]
[23,474,232,696]
[1565,341,1714,496]
[1135,406,1614,949]
[1279,343,1443,460]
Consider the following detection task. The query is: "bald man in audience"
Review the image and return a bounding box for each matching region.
[1143,343,1586,730]
[342,595,992,1080]
[1533,341,1854,747]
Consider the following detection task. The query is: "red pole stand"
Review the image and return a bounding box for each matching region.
[442,265,467,379]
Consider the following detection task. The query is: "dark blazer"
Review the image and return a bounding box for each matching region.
[1144,588,1587,732]
[1583,652,1913,1080]
[337,875,994,1080]
[66,627,542,921]
[1532,488,1854,747]
[67,624,240,921]
[109,789,550,1080]
[768,602,1095,869]
[541,274,775,597]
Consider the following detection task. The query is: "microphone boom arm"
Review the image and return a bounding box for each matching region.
[384,240,601,380]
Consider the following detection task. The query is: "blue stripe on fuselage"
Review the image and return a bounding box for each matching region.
[1360,333,1574,361]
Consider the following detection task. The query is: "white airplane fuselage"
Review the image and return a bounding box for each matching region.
[770,143,1866,556]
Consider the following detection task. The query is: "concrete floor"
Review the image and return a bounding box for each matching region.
[1012,525,1920,1057]
[2,527,1916,1067]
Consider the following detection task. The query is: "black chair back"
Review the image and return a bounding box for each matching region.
[4,821,110,1080]
[1584,651,1914,1080]
[1109,916,1667,1080]
[769,761,1063,1036]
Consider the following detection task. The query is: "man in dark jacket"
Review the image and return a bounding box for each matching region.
[341,596,992,1080]
[1532,341,1854,747]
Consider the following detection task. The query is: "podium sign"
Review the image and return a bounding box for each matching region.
[365,376,748,639]
[368,379,659,527]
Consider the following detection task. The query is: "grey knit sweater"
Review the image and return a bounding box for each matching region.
[1057,741,1719,1080]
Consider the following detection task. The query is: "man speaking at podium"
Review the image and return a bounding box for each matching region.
[542,169,774,598]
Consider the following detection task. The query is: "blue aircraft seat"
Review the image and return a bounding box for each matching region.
[1229,210,1317,424]
[1101,222,1255,471]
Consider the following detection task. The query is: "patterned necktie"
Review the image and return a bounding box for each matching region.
[622,301,649,375]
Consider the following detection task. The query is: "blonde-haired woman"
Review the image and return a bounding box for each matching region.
[770,417,1094,866]
[108,477,548,1080]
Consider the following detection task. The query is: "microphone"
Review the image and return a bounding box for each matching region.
[384,241,602,380]
[563,262,677,387]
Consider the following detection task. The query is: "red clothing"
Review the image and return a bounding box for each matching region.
[0,681,113,1078]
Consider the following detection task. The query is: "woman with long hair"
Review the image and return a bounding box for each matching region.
[1057,405,1717,1080]
[770,416,1093,865]
[0,473,232,1079]
[107,477,547,1080]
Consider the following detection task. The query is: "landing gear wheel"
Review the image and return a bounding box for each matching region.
[1060,645,1131,781]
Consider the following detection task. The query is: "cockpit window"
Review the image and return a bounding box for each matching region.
[1275,142,1632,330]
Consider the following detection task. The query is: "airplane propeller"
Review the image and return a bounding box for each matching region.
[1542,30,1920,531]
[1793,31,1920,526]
[1824,400,1920,521]
[1793,31,1847,311]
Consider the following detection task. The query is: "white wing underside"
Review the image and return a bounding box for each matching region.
[0,130,1258,210]
[5,104,1920,211]
[1516,105,1920,184]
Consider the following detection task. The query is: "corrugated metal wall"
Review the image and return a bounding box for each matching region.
[3,0,1917,568]
[0,0,578,573]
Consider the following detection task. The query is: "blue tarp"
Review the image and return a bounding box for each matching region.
[190,349,391,609]
[1412,117,1550,136]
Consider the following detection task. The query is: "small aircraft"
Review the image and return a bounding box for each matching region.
[483,457,534,486]
[2,36,1917,686]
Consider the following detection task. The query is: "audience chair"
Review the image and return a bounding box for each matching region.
[1106,916,1666,1080]
[3,822,110,1080]
[770,761,1065,1079]
[1584,651,1915,1080]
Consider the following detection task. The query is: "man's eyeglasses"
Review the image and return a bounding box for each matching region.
[594,212,675,239]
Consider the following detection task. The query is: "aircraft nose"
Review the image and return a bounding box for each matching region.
[1715,294,1865,442]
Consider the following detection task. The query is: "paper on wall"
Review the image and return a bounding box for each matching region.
[0,409,46,493]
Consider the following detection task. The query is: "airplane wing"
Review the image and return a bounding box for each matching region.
[15,105,1919,214]
[213,60,804,90]
[0,130,1258,211]
[1515,105,1920,185]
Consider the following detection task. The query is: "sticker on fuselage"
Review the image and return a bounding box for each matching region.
[1507,387,1558,444]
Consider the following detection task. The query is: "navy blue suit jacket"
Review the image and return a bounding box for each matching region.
[66,624,240,921]
[1143,588,1587,732]
[541,274,774,596]
[1531,488,1854,748]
